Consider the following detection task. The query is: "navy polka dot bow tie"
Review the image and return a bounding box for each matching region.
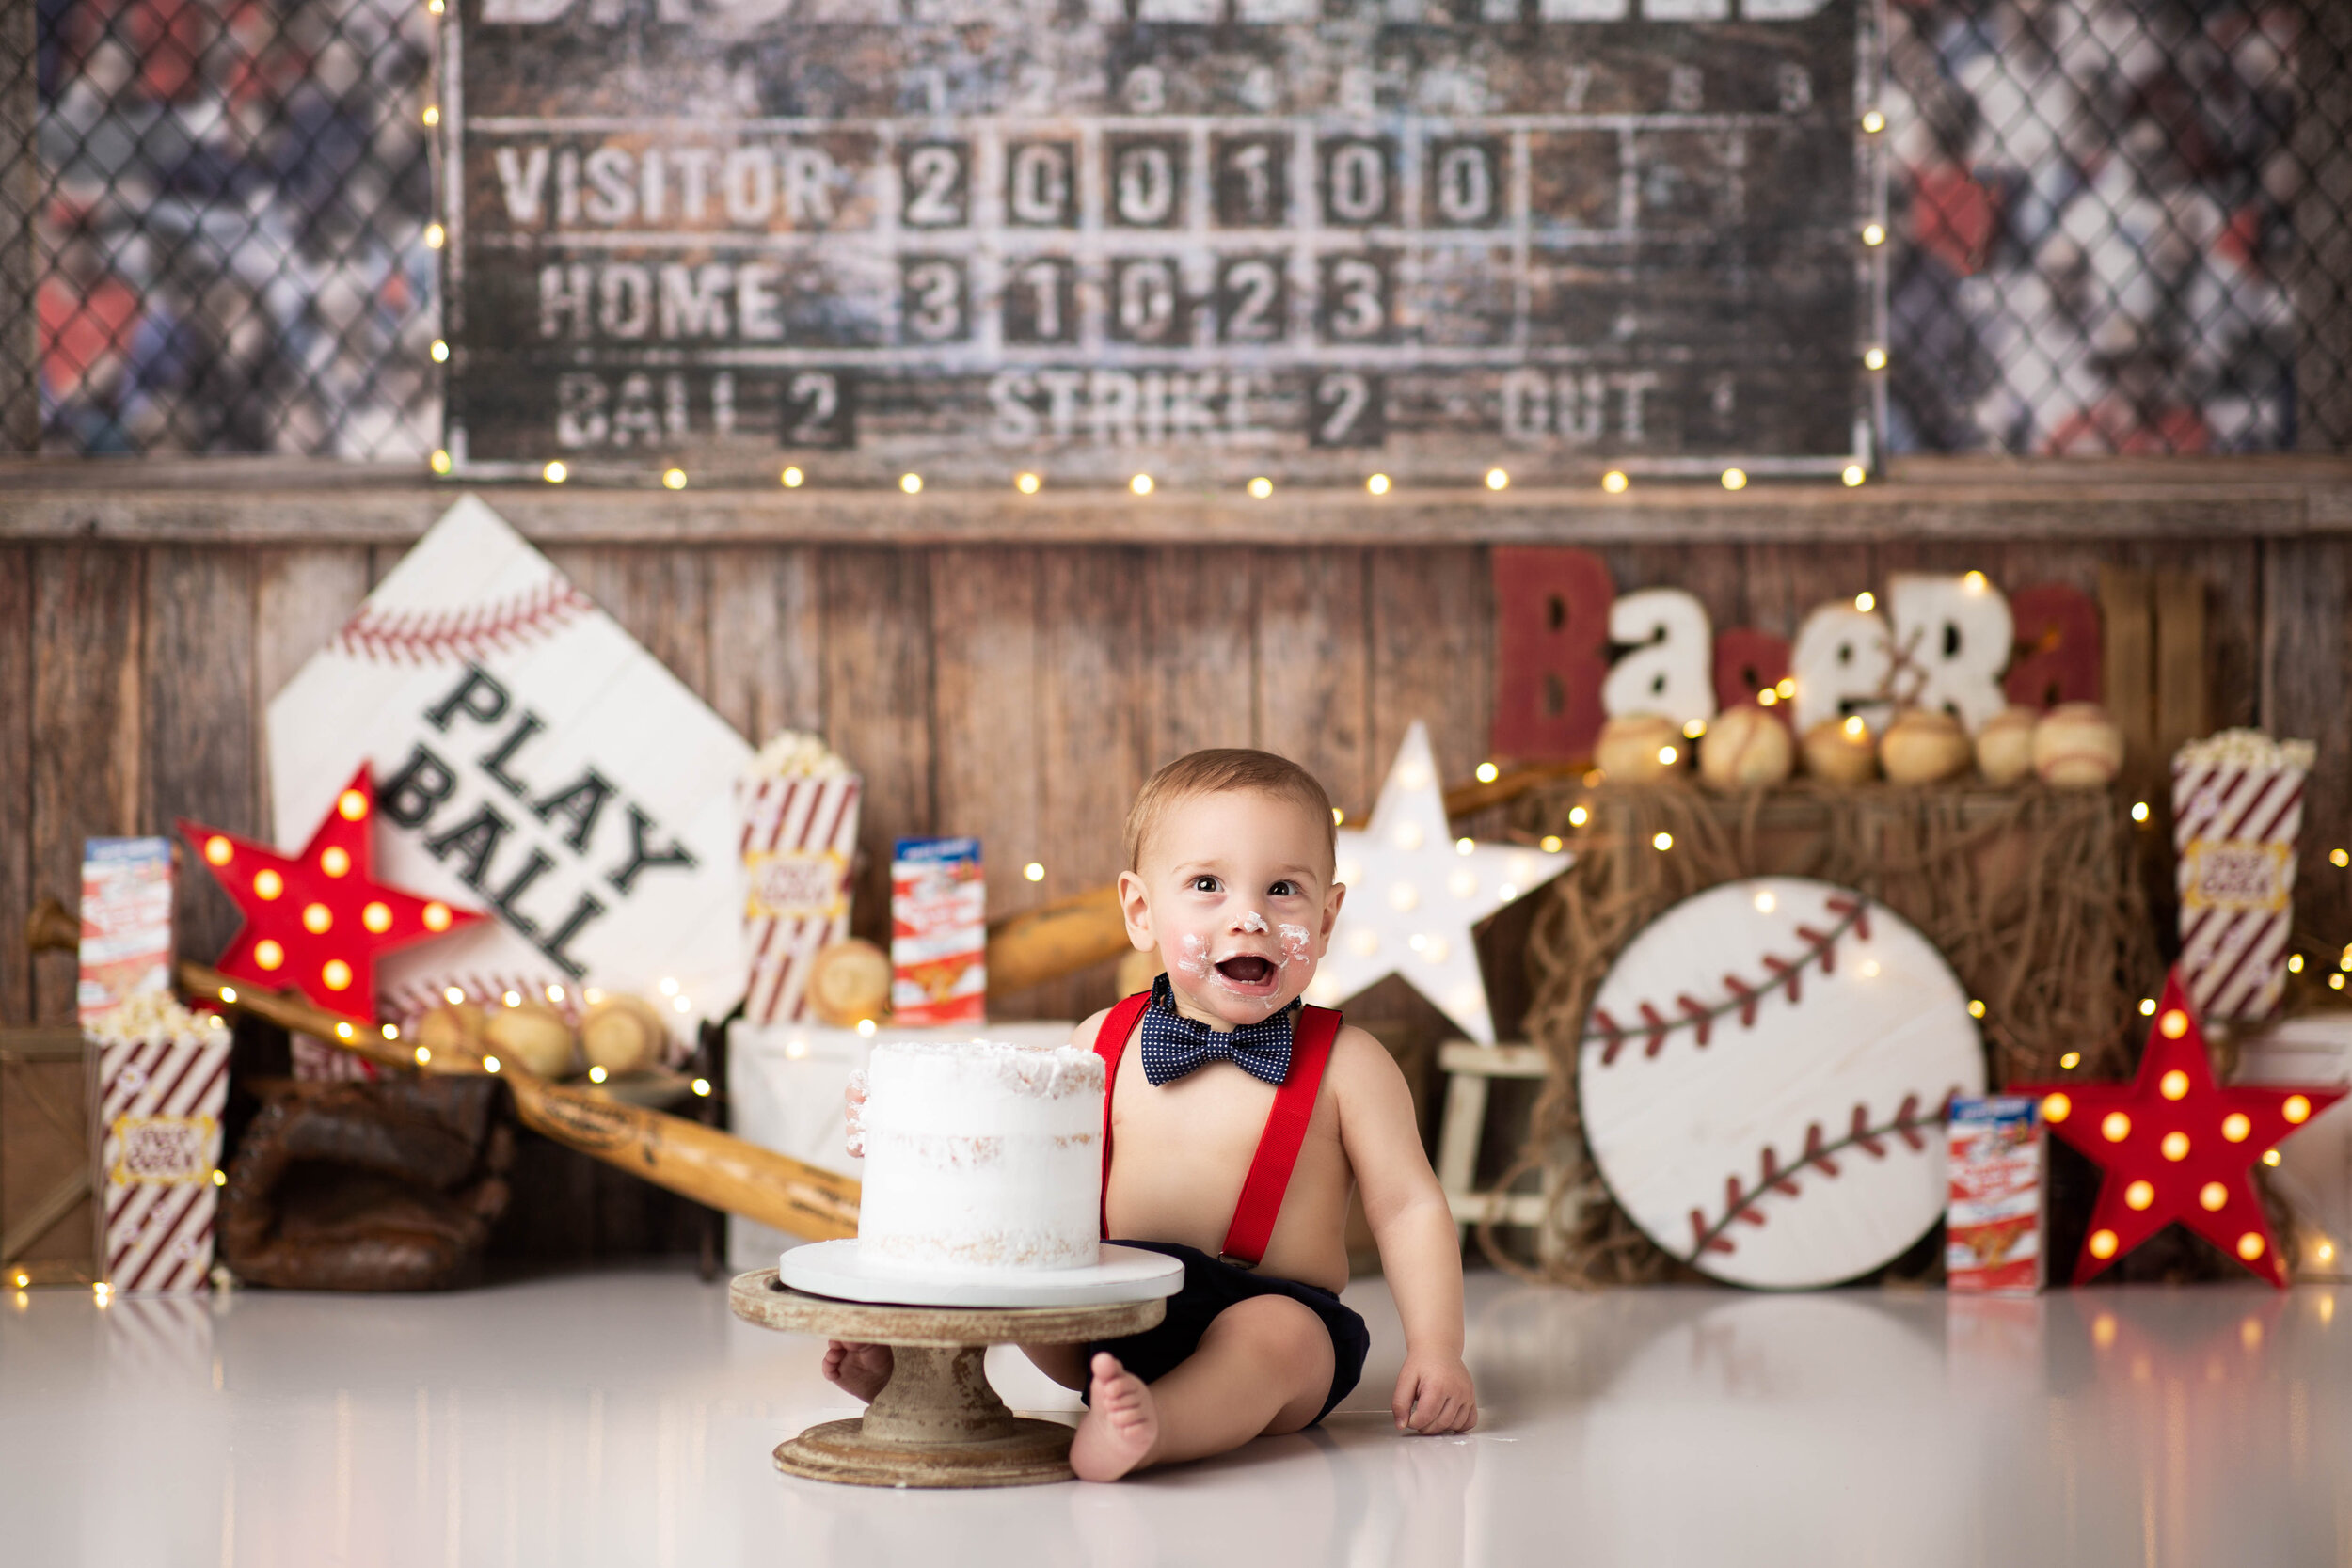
[1138,974,1299,1087]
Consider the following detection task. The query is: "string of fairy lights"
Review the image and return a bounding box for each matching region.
[420,456,1881,497]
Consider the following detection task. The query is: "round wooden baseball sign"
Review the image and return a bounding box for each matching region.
[1577,878,1985,1289]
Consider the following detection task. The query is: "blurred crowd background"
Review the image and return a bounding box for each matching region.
[8,0,2349,459]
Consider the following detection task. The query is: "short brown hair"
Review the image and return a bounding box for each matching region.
[1124,749,1336,872]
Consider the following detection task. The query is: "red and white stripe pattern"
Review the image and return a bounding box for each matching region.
[2173,757,2306,1022]
[739,774,862,1025]
[95,1035,233,1294]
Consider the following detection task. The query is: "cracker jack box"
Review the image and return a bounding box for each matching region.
[78,837,176,1025]
[1946,1095,2044,1294]
[890,837,985,1026]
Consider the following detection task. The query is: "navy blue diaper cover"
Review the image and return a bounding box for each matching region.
[1084,1240,1371,1425]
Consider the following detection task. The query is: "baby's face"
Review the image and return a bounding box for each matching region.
[1120,789,1345,1029]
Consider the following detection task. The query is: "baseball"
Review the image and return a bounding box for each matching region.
[1596,713,1688,783]
[414,1001,485,1065]
[1699,705,1794,789]
[1576,877,1984,1288]
[581,994,669,1076]
[485,1000,578,1078]
[1802,717,1879,784]
[807,938,894,1027]
[1975,705,2040,785]
[1879,708,1972,784]
[2033,702,2125,787]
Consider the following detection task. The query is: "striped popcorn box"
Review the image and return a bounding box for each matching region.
[2173,731,2316,1024]
[739,735,863,1026]
[87,994,235,1294]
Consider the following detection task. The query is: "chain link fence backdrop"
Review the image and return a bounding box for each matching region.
[2,0,2347,461]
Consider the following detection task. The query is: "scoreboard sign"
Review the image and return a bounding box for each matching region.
[438,0,1883,487]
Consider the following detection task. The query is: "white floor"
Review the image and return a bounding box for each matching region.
[2,1265,2345,1568]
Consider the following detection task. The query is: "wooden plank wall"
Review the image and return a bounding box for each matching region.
[0,531,2341,1041]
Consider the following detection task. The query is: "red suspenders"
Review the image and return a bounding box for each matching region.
[1089,991,1343,1269]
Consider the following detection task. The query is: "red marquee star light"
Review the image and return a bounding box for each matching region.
[2016,970,2344,1288]
[180,765,485,1022]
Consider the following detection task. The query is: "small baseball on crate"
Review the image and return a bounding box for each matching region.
[807,939,894,1029]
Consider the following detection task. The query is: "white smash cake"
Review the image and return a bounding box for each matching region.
[852,1039,1105,1278]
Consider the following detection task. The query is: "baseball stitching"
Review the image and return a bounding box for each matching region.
[334,579,592,665]
[1683,1088,1957,1261]
[1584,895,1869,1065]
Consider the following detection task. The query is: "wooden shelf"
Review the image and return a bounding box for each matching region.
[2,455,2347,546]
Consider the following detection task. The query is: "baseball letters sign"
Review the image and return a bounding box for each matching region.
[267,498,753,1025]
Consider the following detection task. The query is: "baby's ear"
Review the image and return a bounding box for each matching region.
[1117,869,1155,950]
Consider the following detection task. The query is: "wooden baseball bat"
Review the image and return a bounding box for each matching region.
[980,765,1574,994]
[178,961,860,1242]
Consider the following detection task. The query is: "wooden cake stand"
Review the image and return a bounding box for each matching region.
[729,1269,1167,1488]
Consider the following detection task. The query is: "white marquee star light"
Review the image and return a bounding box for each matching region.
[1304,721,1572,1044]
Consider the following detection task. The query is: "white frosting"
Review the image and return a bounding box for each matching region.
[856,1039,1104,1277]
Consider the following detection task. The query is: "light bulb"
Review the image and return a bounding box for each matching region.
[782,467,804,487]
[2041,1093,2070,1123]
[1682,719,1706,740]
[2101,1111,2130,1142]
[1601,470,1629,494]
[483,1055,501,1074]
[1476,761,1500,784]
[662,467,687,490]
[1024,862,1045,881]
[900,473,923,494]
[1248,477,1273,499]
[1652,832,1673,851]
[1863,347,1886,371]
[430,339,450,363]
[544,460,567,483]
[220,987,238,1004]
[503,990,520,1007]
[1566,805,1588,827]
[1484,467,1509,490]
[1454,837,1475,855]
[589,1066,607,1084]
[1015,472,1041,494]
[1540,835,1563,853]
[1366,474,1391,495]
[1720,467,1747,491]
[424,223,445,249]
[421,105,440,126]
[444,986,465,1005]
[1853,591,1875,613]
[1861,108,1884,133]
[2138,997,2157,1016]
[1130,474,1153,496]
[1862,223,1885,246]
[2132,801,2151,823]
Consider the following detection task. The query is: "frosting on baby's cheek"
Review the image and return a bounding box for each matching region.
[1277,923,1312,967]
[1173,931,1214,982]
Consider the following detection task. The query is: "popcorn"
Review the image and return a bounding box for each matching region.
[747,730,850,779]
[2174,728,2316,772]
[83,989,222,1049]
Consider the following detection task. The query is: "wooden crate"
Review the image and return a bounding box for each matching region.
[0,1026,95,1283]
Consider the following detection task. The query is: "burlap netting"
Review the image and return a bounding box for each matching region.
[1488,780,2161,1287]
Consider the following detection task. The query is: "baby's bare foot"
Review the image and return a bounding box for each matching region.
[1069,1353,1158,1481]
[821,1340,893,1402]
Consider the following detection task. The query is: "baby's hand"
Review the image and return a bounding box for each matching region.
[1392,1352,1477,1435]
[844,1069,868,1159]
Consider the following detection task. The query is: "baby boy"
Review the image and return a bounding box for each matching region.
[825,748,1477,1480]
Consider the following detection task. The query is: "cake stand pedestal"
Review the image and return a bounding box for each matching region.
[729,1269,1168,1488]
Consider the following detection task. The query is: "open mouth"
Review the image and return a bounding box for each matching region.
[1216,956,1276,987]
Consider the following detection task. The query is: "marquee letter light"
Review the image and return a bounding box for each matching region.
[1492,546,1615,762]
[2003,581,2103,710]
[1790,603,1894,736]
[1602,588,1718,730]
[1885,573,2013,732]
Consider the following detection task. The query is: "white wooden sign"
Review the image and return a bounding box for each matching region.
[267,497,753,1027]
[1577,878,1984,1289]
